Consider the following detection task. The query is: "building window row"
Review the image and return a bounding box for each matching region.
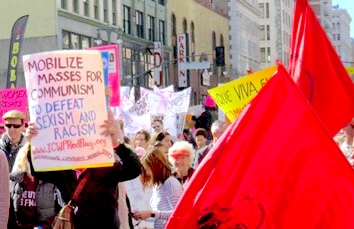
[62,30,92,50]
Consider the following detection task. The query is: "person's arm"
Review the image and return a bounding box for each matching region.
[0,151,10,228]
[114,143,141,182]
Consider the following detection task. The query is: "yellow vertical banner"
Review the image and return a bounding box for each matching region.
[208,66,277,121]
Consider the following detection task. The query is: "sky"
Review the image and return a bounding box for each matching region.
[332,0,354,38]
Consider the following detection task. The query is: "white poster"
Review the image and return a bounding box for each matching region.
[23,50,114,171]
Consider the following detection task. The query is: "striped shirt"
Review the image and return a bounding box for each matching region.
[150,176,183,229]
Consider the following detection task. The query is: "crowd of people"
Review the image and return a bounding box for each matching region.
[0,106,353,228]
[0,106,230,229]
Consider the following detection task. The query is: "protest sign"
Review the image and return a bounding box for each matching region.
[23,50,114,171]
[208,66,277,121]
[0,88,28,123]
[125,177,155,228]
[88,45,120,106]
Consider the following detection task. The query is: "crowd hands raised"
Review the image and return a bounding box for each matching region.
[0,104,230,229]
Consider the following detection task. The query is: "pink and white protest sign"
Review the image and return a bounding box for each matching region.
[88,44,120,106]
[0,88,28,123]
[23,50,114,171]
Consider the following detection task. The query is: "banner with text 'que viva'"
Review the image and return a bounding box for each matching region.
[208,66,277,122]
[23,50,114,171]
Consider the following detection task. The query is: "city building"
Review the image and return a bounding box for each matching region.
[309,0,333,35]
[228,0,260,78]
[258,0,294,69]
[168,0,230,105]
[0,0,169,91]
[331,5,353,67]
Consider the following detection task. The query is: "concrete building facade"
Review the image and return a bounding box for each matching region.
[0,0,169,91]
[331,6,352,67]
[168,0,230,105]
[228,0,260,78]
[258,0,293,69]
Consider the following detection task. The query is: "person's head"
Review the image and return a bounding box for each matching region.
[211,120,227,144]
[133,130,150,148]
[168,141,195,176]
[2,110,26,143]
[140,148,172,187]
[151,118,164,133]
[152,131,173,150]
[194,128,208,149]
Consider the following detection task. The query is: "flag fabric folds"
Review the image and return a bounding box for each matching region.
[289,0,354,136]
[165,65,354,229]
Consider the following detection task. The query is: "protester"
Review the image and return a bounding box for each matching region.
[151,118,164,135]
[25,109,141,229]
[339,117,354,164]
[148,131,173,154]
[132,148,183,229]
[193,120,228,169]
[194,128,208,150]
[0,110,27,171]
[8,142,65,229]
[0,149,9,228]
[168,141,195,189]
[132,130,151,149]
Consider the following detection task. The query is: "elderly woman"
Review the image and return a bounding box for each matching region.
[168,141,195,188]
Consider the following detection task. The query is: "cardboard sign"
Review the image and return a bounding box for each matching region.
[23,50,114,171]
[208,66,277,121]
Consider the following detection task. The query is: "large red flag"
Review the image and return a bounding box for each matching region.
[289,0,354,136]
[165,65,354,229]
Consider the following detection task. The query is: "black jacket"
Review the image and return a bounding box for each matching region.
[72,143,141,229]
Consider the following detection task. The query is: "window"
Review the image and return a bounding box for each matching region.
[158,0,165,5]
[212,31,216,49]
[337,34,340,40]
[104,0,109,22]
[259,25,265,41]
[267,47,271,63]
[259,3,264,18]
[159,20,166,45]
[260,47,266,62]
[123,5,131,34]
[73,0,79,13]
[148,15,155,41]
[266,25,270,40]
[191,22,195,43]
[183,18,187,33]
[265,3,270,19]
[61,0,67,9]
[94,0,99,19]
[84,0,89,17]
[171,13,176,36]
[220,34,224,47]
[112,0,117,25]
[62,30,92,50]
[136,10,144,38]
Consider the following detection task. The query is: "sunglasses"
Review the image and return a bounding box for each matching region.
[152,125,161,130]
[5,124,23,129]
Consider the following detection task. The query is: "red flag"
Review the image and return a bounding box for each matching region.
[165,65,354,229]
[289,0,354,136]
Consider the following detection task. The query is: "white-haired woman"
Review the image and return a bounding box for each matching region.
[168,141,195,189]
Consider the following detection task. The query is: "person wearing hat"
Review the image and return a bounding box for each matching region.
[168,141,195,189]
[0,110,27,171]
